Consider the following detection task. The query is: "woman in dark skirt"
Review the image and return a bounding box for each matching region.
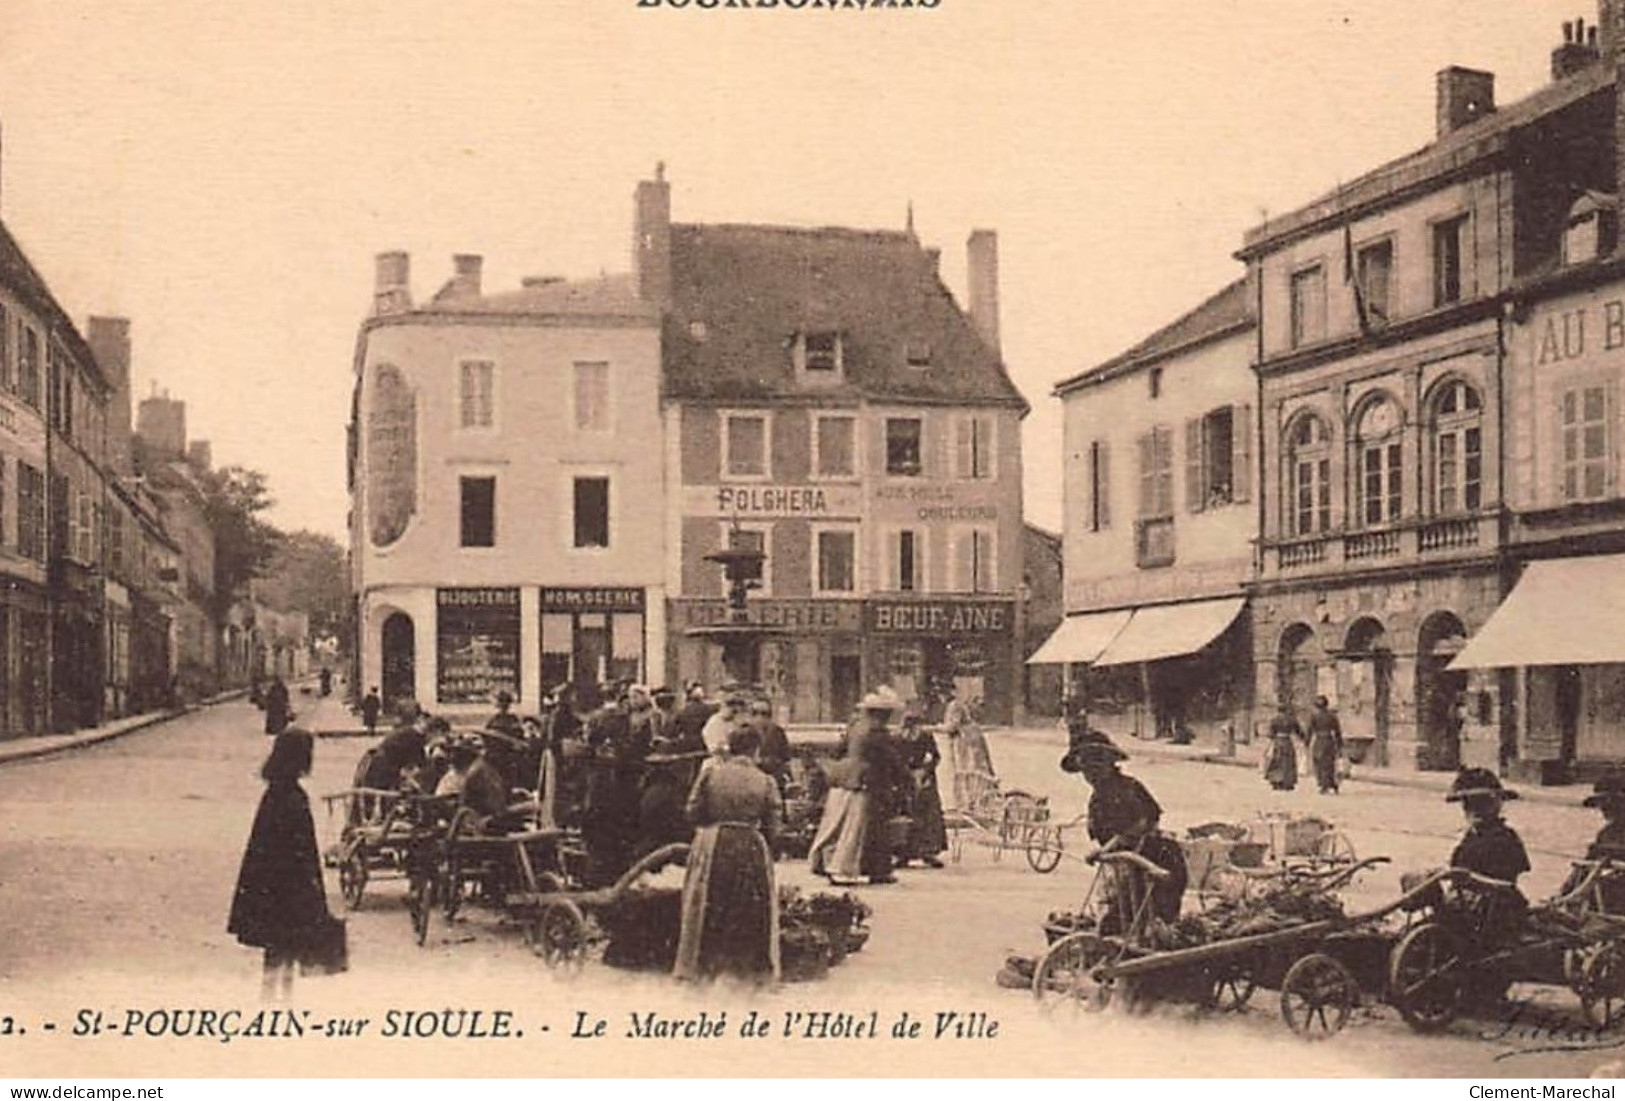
[675,726,782,983]
[897,713,947,868]
[228,728,331,1000]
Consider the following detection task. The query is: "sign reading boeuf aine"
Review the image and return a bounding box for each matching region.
[866,600,1013,635]
[685,483,863,518]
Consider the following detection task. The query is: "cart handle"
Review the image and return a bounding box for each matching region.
[1086,849,1171,881]
[1445,867,1519,892]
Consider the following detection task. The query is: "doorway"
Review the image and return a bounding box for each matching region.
[830,654,861,722]
[1417,612,1468,771]
[1277,622,1319,719]
[1343,617,1392,765]
[381,612,415,710]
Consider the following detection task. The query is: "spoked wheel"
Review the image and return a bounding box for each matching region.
[1025,827,1064,874]
[1032,932,1115,1011]
[407,870,436,947]
[1578,943,1625,1031]
[526,899,590,970]
[339,850,369,910]
[1388,922,1463,1033]
[1201,965,1258,1013]
[1280,952,1359,1040]
[999,793,1047,847]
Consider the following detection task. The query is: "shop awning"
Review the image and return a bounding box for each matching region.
[1451,554,1625,669]
[1025,609,1132,665]
[1092,597,1247,667]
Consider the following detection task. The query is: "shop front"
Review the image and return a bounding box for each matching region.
[864,597,1017,724]
[667,598,864,723]
[0,575,49,737]
[540,586,647,709]
[435,586,521,707]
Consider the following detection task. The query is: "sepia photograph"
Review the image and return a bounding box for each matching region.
[3,0,1625,1085]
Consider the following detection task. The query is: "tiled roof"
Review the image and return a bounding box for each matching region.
[0,219,106,390]
[1053,277,1253,395]
[1241,64,1614,255]
[662,222,1028,410]
[422,273,656,319]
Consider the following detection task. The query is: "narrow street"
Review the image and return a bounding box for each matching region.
[2,701,1622,1076]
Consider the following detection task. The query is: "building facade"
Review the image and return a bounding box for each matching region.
[1044,279,1256,745]
[350,253,664,716]
[641,174,1030,723]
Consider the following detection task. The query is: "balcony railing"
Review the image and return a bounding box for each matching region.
[1278,538,1328,569]
[1417,516,1480,552]
[1344,530,1400,561]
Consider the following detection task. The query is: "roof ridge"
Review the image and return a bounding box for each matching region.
[675,221,917,244]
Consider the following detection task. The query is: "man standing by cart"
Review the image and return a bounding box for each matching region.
[1062,732,1187,926]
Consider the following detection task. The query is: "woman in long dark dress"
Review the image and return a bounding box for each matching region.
[897,713,947,868]
[675,726,782,983]
[228,728,331,1000]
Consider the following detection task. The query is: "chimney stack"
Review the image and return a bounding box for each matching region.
[1554,18,1602,80]
[87,316,134,475]
[634,162,672,309]
[187,439,211,471]
[451,254,483,298]
[373,251,411,316]
[137,391,186,462]
[1436,66,1496,136]
[966,229,1001,355]
[1602,0,1625,59]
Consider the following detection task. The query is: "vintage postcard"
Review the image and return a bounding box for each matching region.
[2,0,1624,1083]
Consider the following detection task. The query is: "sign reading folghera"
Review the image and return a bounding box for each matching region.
[687,483,863,518]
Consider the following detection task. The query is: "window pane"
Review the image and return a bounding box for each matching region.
[1586,387,1607,423]
[574,362,609,430]
[1587,425,1608,460]
[818,531,855,591]
[573,477,610,548]
[886,419,923,476]
[898,530,917,592]
[460,477,495,547]
[460,362,492,428]
[817,417,855,477]
[727,416,766,477]
[804,332,839,371]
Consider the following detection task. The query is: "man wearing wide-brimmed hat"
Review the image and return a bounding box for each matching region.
[486,689,523,740]
[1583,773,1625,861]
[1445,767,1531,887]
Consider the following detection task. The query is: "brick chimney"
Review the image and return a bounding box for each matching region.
[1436,67,1496,136]
[1554,18,1601,80]
[634,163,672,309]
[87,316,133,475]
[373,251,411,316]
[451,254,483,298]
[966,229,1001,355]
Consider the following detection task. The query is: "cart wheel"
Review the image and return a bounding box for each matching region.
[1316,831,1357,865]
[339,851,369,911]
[407,870,436,947]
[527,900,590,970]
[1280,953,1358,1040]
[1202,967,1257,1013]
[1025,828,1064,874]
[1388,922,1463,1033]
[1579,944,1625,1031]
[1032,932,1114,1011]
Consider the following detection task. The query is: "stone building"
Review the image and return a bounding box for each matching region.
[1041,278,1256,746]
[643,171,1030,723]
[349,252,664,715]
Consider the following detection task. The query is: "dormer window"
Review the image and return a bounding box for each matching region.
[1562,192,1619,266]
[802,331,841,372]
[906,341,932,368]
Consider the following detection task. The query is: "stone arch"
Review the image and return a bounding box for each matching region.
[1277,621,1321,718]
[1416,610,1469,771]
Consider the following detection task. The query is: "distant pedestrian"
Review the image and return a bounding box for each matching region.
[263,676,291,736]
[1263,704,1301,792]
[1307,696,1345,794]
[360,687,382,734]
[228,728,333,1001]
[318,668,333,697]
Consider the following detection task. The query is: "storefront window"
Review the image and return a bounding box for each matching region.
[816,529,857,593]
[436,588,520,704]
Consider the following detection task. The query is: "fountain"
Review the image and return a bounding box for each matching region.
[684,537,786,690]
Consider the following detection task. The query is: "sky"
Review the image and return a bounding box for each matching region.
[0,0,1592,540]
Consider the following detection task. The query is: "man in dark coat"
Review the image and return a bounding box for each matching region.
[263,676,291,736]
[486,690,523,740]
[672,684,715,754]
[1306,696,1345,795]
[359,687,382,734]
[748,699,792,790]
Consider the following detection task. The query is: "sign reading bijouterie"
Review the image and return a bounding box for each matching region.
[866,600,1013,635]
[437,587,521,704]
[679,599,862,632]
[541,587,646,612]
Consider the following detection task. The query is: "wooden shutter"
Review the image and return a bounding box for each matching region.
[1136,432,1154,517]
[1157,427,1176,516]
[1099,441,1111,529]
[1609,377,1621,497]
[1186,417,1206,512]
[1233,403,1253,504]
[955,417,974,479]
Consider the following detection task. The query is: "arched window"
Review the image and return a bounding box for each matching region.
[1430,379,1482,514]
[1354,397,1403,526]
[1286,412,1331,536]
